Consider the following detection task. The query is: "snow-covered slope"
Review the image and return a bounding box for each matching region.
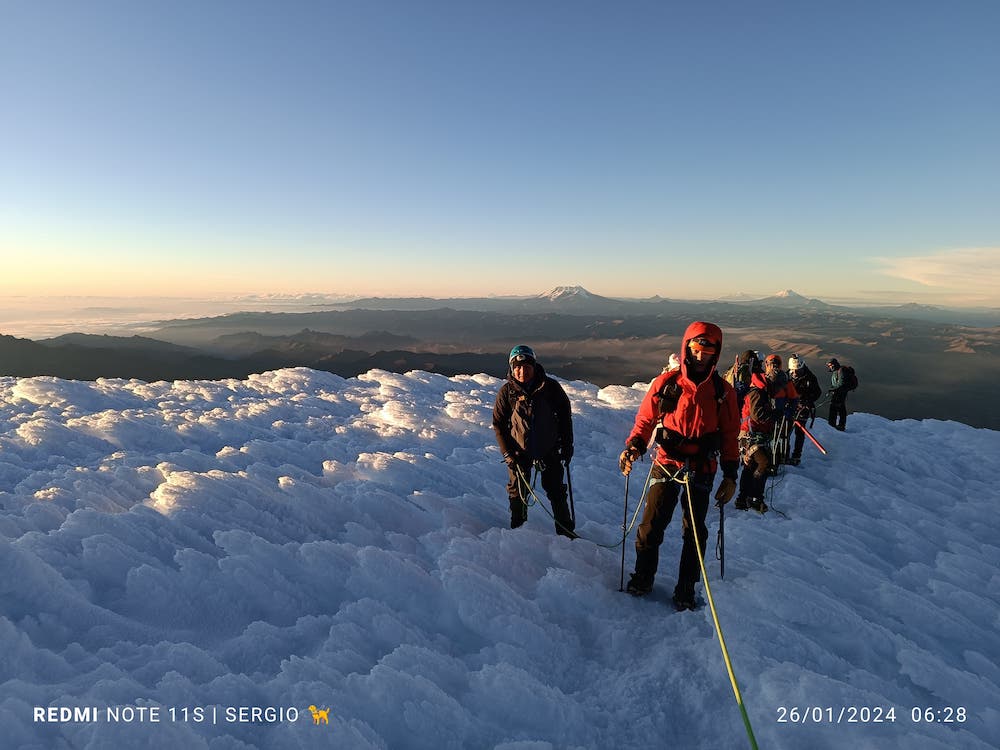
[1,369,997,749]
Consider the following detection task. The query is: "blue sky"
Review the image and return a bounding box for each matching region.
[2,0,998,305]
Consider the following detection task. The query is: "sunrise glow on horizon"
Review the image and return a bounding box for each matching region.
[2,2,998,307]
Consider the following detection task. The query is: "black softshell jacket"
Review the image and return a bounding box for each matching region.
[492,364,573,460]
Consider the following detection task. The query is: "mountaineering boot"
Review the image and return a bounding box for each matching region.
[509,497,527,529]
[672,583,697,611]
[786,455,801,466]
[550,496,577,539]
[734,495,750,511]
[626,573,653,597]
[749,497,768,514]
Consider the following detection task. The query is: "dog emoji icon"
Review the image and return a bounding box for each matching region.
[307,705,330,725]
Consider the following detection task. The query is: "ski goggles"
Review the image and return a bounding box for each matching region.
[688,337,718,354]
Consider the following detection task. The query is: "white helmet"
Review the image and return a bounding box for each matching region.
[788,355,803,372]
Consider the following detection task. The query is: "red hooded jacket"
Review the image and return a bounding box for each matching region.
[626,322,740,478]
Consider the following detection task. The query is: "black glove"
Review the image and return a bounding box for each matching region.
[714,477,737,505]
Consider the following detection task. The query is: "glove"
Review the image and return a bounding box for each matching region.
[560,444,574,463]
[502,452,518,468]
[618,446,642,476]
[746,445,771,478]
[714,477,736,505]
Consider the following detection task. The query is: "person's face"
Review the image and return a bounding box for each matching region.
[512,361,535,383]
[765,359,781,377]
[688,347,713,366]
[687,337,717,371]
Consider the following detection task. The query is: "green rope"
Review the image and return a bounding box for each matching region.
[511,462,650,549]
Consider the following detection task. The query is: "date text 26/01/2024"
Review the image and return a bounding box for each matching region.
[776,706,968,724]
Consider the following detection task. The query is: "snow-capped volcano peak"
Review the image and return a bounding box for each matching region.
[738,289,830,307]
[538,285,595,301]
[774,289,805,299]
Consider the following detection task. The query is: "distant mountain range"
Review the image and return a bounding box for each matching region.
[321,286,999,325]
[2,286,999,428]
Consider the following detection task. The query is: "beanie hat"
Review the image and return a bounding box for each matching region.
[509,345,536,366]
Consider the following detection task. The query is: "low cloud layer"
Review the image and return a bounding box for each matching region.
[877,247,1000,305]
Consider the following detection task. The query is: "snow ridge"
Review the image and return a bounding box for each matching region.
[0,368,997,749]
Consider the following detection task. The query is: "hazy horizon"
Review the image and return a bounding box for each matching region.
[3,286,998,341]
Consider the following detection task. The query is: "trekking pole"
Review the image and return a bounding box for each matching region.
[564,460,576,525]
[770,418,782,468]
[718,501,725,579]
[793,419,827,455]
[619,473,629,592]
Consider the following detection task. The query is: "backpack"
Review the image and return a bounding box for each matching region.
[723,360,750,390]
[793,368,823,403]
[842,366,859,391]
[723,357,753,411]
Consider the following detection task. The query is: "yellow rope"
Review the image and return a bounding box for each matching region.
[677,469,760,750]
[514,459,759,747]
